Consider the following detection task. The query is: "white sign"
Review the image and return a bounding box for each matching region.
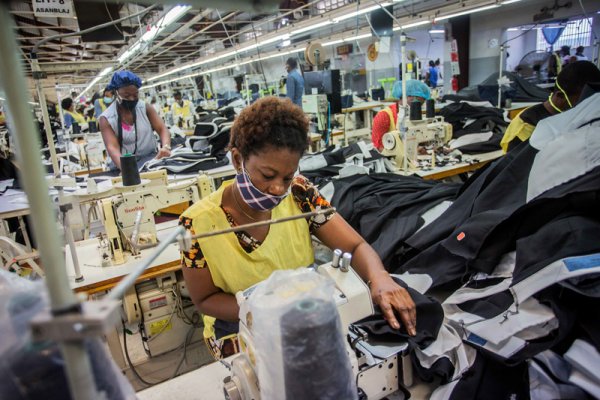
[450,61,461,76]
[33,0,74,18]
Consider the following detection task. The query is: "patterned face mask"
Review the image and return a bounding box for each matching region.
[235,163,288,211]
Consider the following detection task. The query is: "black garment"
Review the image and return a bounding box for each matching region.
[355,277,444,350]
[329,173,461,268]
[438,102,508,139]
[519,103,552,127]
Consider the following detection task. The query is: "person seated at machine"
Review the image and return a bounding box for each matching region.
[61,97,86,129]
[371,79,430,151]
[98,70,172,170]
[500,61,600,153]
[171,91,194,127]
[180,97,417,359]
[94,87,114,119]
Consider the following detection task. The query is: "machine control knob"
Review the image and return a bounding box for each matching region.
[332,249,343,268]
[223,376,242,400]
[341,252,352,272]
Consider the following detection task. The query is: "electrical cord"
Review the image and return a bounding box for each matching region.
[577,0,599,40]
[122,320,168,387]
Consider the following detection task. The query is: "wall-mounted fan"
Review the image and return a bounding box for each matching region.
[515,50,552,81]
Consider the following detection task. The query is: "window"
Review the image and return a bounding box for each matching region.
[536,17,593,51]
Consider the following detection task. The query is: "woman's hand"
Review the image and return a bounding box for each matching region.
[156,146,171,159]
[369,272,417,336]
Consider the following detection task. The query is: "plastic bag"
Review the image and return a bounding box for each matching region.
[247,268,357,400]
[0,270,136,400]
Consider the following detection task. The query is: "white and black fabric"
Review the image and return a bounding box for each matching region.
[186,113,233,157]
[301,143,394,186]
[141,150,229,174]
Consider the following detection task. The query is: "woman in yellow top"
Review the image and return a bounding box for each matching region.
[61,97,86,129]
[180,97,417,359]
[500,61,600,152]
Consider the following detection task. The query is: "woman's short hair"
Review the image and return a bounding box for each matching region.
[61,97,73,110]
[229,97,308,158]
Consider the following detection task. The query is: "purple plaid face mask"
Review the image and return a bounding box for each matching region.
[235,163,288,211]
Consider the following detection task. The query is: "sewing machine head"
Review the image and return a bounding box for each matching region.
[224,259,410,400]
[381,116,452,171]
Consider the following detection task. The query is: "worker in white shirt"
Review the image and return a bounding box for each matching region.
[171,92,194,128]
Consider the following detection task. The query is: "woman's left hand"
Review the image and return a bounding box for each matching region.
[369,273,417,336]
[156,146,171,159]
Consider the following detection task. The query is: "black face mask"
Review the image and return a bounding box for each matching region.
[119,98,137,111]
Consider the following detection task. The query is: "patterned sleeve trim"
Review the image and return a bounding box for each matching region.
[179,215,207,269]
[291,175,336,232]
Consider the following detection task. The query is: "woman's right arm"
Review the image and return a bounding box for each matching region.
[99,116,123,169]
[181,266,240,321]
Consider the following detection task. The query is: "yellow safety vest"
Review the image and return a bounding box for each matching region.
[99,99,109,112]
[382,107,397,132]
[500,108,536,153]
[181,180,314,338]
[171,100,192,119]
[65,110,86,125]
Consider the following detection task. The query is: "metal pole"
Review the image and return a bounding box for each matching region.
[497,45,504,109]
[31,55,60,177]
[0,5,99,400]
[400,34,409,173]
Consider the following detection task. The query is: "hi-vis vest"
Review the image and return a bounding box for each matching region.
[171,100,192,119]
[181,180,314,337]
[65,110,86,125]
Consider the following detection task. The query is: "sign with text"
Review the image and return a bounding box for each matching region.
[33,0,74,18]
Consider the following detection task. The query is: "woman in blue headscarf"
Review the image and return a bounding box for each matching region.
[99,70,172,170]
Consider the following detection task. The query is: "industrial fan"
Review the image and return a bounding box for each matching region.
[515,50,553,82]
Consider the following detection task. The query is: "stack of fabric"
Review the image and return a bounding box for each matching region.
[391,92,600,399]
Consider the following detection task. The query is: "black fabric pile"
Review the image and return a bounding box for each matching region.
[438,102,508,154]
[328,173,461,268]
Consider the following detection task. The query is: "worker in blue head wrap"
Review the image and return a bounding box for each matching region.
[99,70,172,170]
[371,79,430,151]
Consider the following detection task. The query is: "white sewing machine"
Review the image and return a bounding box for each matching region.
[381,115,452,171]
[223,258,411,400]
[72,170,213,265]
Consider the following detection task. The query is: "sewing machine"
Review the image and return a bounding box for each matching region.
[223,257,411,400]
[72,170,212,265]
[381,115,452,171]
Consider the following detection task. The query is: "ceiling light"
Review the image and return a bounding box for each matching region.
[435,4,500,21]
[332,3,391,23]
[324,39,344,46]
[291,20,331,36]
[429,29,444,33]
[507,27,519,31]
[393,20,430,30]
[501,0,522,4]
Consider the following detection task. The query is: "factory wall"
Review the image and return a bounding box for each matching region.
[468,0,600,85]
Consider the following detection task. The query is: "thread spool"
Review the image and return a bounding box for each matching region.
[332,249,342,268]
[426,99,435,118]
[281,299,356,400]
[120,154,141,186]
[410,100,422,121]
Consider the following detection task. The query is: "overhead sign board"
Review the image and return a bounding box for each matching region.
[33,0,74,18]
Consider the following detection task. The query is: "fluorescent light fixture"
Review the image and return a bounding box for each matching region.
[99,66,113,78]
[143,48,306,89]
[117,5,190,65]
[507,27,519,31]
[324,39,344,46]
[393,20,430,30]
[281,39,291,47]
[429,29,444,33]
[332,3,391,23]
[291,20,331,36]
[0,97,5,101]
[501,0,522,4]
[435,4,500,21]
